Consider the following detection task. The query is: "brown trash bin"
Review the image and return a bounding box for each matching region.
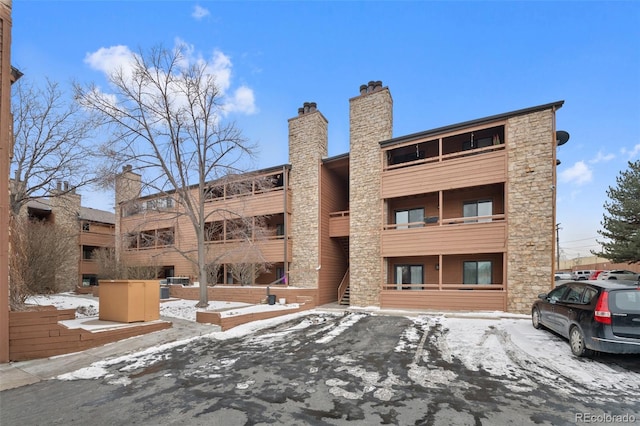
[98,280,160,323]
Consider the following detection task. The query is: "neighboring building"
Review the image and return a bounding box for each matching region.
[23,184,115,290]
[117,81,566,314]
[560,256,640,275]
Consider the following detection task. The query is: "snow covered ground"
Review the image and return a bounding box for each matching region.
[27,293,257,321]
[25,293,640,397]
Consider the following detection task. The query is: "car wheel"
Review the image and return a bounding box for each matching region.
[531,308,542,329]
[569,326,591,357]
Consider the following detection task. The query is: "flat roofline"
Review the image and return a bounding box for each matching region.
[322,152,349,164]
[380,100,565,148]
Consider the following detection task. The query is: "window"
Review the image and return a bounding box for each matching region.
[463,200,492,223]
[82,246,98,260]
[582,287,598,304]
[205,221,224,242]
[395,208,424,229]
[275,223,285,236]
[276,267,285,284]
[463,261,492,284]
[126,233,138,250]
[562,284,584,304]
[127,228,175,249]
[395,265,423,290]
[82,222,90,232]
[157,228,175,246]
[545,286,566,303]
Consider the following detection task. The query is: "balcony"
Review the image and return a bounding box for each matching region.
[329,211,349,237]
[205,237,291,263]
[381,216,506,257]
[204,186,288,218]
[80,259,99,275]
[382,147,506,198]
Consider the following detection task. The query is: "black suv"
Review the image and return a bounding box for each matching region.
[531,280,640,356]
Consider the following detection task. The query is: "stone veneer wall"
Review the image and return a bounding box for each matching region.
[506,109,556,313]
[114,166,141,262]
[50,189,81,291]
[349,83,392,307]
[288,104,328,287]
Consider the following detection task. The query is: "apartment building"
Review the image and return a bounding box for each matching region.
[23,185,115,290]
[117,81,565,314]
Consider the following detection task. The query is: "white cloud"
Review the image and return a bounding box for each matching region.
[84,41,256,117]
[621,144,640,159]
[192,5,210,20]
[559,161,593,185]
[84,45,138,77]
[226,86,257,115]
[207,50,233,93]
[589,150,615,164]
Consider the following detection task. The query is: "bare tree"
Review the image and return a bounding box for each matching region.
[9,215,77,309]
[75,45,263,307]
[10,78,101,216]
[94,247,162,281]
[93,247,122,280]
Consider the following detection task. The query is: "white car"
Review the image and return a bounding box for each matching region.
[554,272,572,281]
[598,269,640,281]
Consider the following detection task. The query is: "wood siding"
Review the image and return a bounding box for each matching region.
[79,260,99,275]
[381,150,506,198]
[119,188,290,280]
[8,307,170,361]
[79,231,114,248]
[381,222,507,257]
[319,163,350,305]
[204,239,290,263]
[196,302,315,331]
[168,285,317,306]
[381,290,507,311]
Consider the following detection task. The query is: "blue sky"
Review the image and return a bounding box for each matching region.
[11,1,640,262]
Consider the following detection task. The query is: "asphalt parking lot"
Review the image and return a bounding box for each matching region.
[1,311,638,425]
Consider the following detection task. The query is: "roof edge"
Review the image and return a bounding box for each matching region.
[380,100,565,148]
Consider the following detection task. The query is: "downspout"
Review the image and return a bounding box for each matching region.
[283,165,290,285]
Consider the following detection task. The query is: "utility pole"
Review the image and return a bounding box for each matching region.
[556,223,562,270]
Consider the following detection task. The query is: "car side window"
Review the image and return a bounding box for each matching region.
[561,284,584,304]
[548,286,567,302]
[582,287,598,304]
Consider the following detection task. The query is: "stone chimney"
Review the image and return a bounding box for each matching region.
[288,102,328,288]
[114,165,142,261]
[49,181,82,292]
[349,81,392,307]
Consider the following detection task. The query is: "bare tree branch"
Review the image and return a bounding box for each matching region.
[10,78,103,215]
[75,45,263,307]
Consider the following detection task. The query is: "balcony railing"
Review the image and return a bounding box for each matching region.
[383,214,505,230]
[382,283,504,291]
[329,210,350,237]
[384,143,505,172]
[381,220,507,257]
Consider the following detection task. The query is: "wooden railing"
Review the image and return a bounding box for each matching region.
[382,283,505,291]
[384,143,505,172]
[337,267,350,302]
[383,214,505,230]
